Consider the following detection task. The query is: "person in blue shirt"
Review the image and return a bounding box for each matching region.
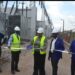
[48,27,65,75]
[0,32,5,73]
[69,40,75,75]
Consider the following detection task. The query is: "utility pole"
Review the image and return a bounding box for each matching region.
[61,19,64,37]
[22,1,24,15]
[30,1,36,8]
[19,1,25,15]
[34,1,35,7]
[61,19,64,35]
[15,1,18,15]
[63,19,64,35]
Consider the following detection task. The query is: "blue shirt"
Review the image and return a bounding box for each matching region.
[51,37,65,61]
[8,36,12,47]
[0,33,4,44]
[70,40,75,60]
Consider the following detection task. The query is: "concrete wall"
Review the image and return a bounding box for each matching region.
[1,7,51,40]
[45,25,51,38]
[36,21,45,35]
[36,21,51,38]
[36,21,45,28]
[21,16,31,40]
[20,7,37,40]
[30,6,37,40]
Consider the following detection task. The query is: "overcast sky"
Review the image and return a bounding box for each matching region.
[2,1,75,31]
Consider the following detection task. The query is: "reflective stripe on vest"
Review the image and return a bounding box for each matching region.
[32,35,46,55]
[11,33,21,51]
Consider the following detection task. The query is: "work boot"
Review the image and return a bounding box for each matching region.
[15,69,20,72]
[0,69,2,73]
[11,71,15,74]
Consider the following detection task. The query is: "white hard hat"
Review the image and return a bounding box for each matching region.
[37,27,44,33]
[14,26,20,31]
[52,27,60,33]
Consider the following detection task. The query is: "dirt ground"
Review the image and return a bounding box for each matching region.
[0,40,71,75]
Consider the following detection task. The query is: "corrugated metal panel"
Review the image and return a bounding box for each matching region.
[7,15,21,36]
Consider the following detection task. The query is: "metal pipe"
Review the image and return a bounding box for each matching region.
[22,1,24,15]
[40,1,52,31]
[14,1,18,14]
[61,19,64,37]
[26,7,28,18]
[16,1,18,12]
[4,1,8,13]
[10,2,15,15]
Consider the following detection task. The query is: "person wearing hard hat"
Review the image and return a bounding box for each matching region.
[48,27,65,75]
[69,39,75,75]
[30,27,47,75]
[8,26,21,74]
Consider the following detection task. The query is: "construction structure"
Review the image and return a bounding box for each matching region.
[0,1,53,68]
[0,1,53,41]
[0,1,74,75]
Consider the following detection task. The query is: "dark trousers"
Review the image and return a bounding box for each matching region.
[0,47,2,71]
[11,51,20,72]
[33,52,46,75]
[71,59,75,75]
[0,47,1,57]
[51,58,59,75]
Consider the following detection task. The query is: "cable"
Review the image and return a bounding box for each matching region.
[1,46,74,54]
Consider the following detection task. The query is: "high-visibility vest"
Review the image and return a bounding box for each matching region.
[32,35,46,55]
[10,33,21,51]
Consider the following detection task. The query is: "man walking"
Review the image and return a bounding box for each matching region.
[69,39,75,75]
[48,27,65,75]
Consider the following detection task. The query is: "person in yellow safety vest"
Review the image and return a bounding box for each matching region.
[8,26,21,74]
[30,27,47,75]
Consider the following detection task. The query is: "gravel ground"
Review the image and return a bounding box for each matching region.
[0,40,72,75]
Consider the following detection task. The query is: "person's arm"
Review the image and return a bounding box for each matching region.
[8,36,13,49]
[26,39,34,50]
[30,39,34,45]
[1,35,8,45]
[69,41,73,53]
[48,38,54,60]
[0,34,4,45]
[44,37,47,50]
[59,38,65,59]
[61,39,65,51]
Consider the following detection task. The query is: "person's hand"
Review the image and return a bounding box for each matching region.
[8,46,10,49]
[69,51,72,54]
[27,45,32,50]
[48,51,52,60]
[61,56,62,59]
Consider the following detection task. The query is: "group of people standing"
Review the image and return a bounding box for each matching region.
[31,27,75,75]
[0,26,75,75]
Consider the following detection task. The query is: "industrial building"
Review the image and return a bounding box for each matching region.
[0,1,73,75]
[0,1,52,41]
